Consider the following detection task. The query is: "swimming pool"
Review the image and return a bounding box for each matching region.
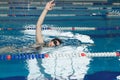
[0,0,120,80]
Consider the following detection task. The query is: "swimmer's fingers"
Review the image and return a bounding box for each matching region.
[45,0,55,10]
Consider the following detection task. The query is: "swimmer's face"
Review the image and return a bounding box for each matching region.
[48,40,60,47]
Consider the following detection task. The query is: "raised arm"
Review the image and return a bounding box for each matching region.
[36,0,55,44]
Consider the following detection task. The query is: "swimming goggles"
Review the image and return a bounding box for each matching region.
[53,40,58,46]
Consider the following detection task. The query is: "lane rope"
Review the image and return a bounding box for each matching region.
[0,14,107,17]
[0,26,120,31]
[0,1,120,6]
[0,13,120,17]
[0,6,120,10]
[0,52,120,60]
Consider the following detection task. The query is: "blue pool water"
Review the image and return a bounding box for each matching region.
[0,0,120,80]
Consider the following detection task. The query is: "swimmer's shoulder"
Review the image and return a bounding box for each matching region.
[30,42,47,50]
[31,43,44,48]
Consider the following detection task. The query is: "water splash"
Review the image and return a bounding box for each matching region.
[23,24,93,79]
[117,75,120,80]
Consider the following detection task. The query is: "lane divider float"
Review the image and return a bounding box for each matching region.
[0,26,120,31]
[0,52,120,61]
[0,6,120,10]
[1,13,120,17]
[0,1,120,6]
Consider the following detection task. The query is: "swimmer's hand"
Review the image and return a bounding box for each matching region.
[45,0,55,10]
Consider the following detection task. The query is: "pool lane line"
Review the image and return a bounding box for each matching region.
[0,18,120,22]
[8,6,120,10]
[0,52,120,60]
[0,14,110,17]
[0,1,120,6]
[0,27,120,31]
[0,6,120,10]
[80,52,120,57]
[49,26,120,31]
[1,13,120,18]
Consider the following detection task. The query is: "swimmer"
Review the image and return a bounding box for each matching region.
[34,0,62,49]
[0,0,62,54]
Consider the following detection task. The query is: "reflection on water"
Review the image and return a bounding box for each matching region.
[27,46,91,80]
[41,46,91,80]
